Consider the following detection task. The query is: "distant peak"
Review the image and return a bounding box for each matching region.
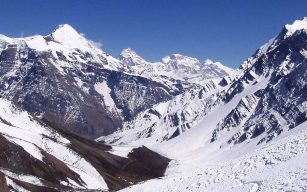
[53,24,78,34]
[171,53,184,57]
[118,48,148,65]
[162,54,200,65]
[50,24,98,50]
[169,53,188,59]
[204,59,214,65]
[204,59,224,66]
[284,17,307,36]
[51,24,81,40]
[203,58,227,68]
[121,48,138,56]
[119,48,144,60]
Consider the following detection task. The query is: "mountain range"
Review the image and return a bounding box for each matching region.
[0,17,306,191]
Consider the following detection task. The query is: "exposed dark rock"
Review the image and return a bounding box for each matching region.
[0,172,10,192]
[127,146,171,177]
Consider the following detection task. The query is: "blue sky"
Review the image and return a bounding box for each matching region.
[1,0,306,68]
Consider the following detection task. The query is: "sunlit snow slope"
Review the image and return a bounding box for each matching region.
[122,121,307,192]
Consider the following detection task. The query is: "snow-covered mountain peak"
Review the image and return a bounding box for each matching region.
[120,48,145,61]
[284,17,307,36]
[0,23,104,55]
[0,34,16,50]
[118,48,148,66]
[162,54,201,66]
[117,50,234,84]
[204,58,215,65]
[241,17,307,72]
[53,24,79,35]
[121,47,138,56]
[50,23,98,50]
[204,59,226,67]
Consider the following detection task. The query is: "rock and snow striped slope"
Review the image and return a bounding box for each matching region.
[0,98,170,191]
[0,98,108,191]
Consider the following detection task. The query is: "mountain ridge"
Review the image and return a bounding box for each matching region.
[118,47,235,84]
[103,17,307,149]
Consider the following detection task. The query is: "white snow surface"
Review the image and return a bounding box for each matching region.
[107,145,134,158]
[121,121,307,192]
[51,24,94,50]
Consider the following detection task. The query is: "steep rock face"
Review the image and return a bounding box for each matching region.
[212,18,307,145]
[0,25,184,138]
[107,70,184,121]
[0,42,121,137]
[211,93,260,143]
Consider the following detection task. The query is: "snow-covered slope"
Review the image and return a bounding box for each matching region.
[0,98,170,191]
[0,98,107,191]
[121,121,307,192]
[106,17,307,192]
[101,81,223,145]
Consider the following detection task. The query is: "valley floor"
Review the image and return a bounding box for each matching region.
[120,121,307,192]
